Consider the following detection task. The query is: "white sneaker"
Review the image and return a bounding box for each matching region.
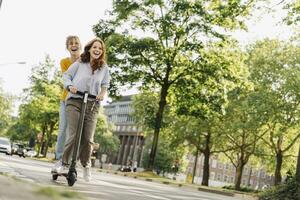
[51,160,62,173]
[57,165,69,174]
[52,160,69,174]
[83,166,91,182]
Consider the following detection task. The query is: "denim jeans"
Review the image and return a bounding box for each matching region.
[55,101,68,160]
[62,98,99,167]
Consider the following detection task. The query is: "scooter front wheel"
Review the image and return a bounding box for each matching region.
[67,172,77,186]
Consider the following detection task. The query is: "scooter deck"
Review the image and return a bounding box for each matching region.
[51,171,68,177]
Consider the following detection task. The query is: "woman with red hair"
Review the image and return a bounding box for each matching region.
[54,38,110,182]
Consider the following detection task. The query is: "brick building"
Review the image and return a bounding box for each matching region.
[185,154,274,188]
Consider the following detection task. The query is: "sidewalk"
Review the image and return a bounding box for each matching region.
[0,156,257,200]
[98,168,258,200]
[0,172,84,200]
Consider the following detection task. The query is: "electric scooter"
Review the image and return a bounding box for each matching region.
[51,91,97,186]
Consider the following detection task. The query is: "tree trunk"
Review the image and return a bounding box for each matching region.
[201,133,211,186]
[274,151,283,185]
[192,149,199,184]
[235,162,244,190]
[43,123,55,158]
[37,125,47,157]
[247,167,252,186]
[148,85,168,168]
[296,144,300,183]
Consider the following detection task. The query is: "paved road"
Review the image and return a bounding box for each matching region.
[0,154,243,200]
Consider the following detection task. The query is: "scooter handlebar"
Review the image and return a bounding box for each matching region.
[75,91,97,99]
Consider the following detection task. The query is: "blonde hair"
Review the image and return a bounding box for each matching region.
[65,35,81,49]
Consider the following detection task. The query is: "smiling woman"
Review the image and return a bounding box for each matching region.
[52,38,110,183]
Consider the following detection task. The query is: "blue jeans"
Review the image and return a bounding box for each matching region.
[55,101,68,160]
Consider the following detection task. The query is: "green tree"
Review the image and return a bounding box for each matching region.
[94,108,120,163]
[222,86,266,190]
[142,131,185,175]
[284,0,300,25]
[93,0,258,168]
[247,39,300,185]
[284,0,300,185]
[0,85,13,136]
[6,121,34,143]
[132,90,186,171]
[171,40,247,186]
[18,55,60,157]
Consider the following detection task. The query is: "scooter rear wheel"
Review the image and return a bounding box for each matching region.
[67,172,77,186]
[52,174,58,180]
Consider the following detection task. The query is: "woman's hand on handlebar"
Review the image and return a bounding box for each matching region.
[68,86,78,94]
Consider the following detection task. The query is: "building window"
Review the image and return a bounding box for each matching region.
[212,160,217,168]
[127,116,133,122]
[210,172,215,180]
[261,171,266,178]
[253,170,257,177]
[218,163,223,169]
[224,175,228,182]
[242,179,246,185]
[244,167,248,175]
[217,174,221,181]
[108,115,112,122]
[230,177,234,183]
[117,114,128,123]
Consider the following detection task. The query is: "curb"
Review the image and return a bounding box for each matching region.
[197,187,234,197]
[98,169,257,199]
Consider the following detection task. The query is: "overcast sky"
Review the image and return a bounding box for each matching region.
[0,0,112,93]
[0,0,294,113]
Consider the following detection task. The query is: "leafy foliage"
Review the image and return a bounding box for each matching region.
[94,0,258,167]
[0,85,13,135]
[132,90,187,170]
[142,131,186,174]
[94,108,120,157]
[10,55,60,156]
[247,39,300,184]
[284,0,300,25]
[259,178,300,200]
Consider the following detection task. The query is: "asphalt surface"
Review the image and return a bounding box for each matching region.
[0,153,244,200]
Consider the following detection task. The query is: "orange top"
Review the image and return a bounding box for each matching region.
[60,58,73,101]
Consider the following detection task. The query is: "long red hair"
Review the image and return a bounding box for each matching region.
[80,38,106,73]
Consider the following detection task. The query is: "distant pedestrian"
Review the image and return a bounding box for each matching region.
[91,143,99,167]
[91,150,97,167]
[52,35,81,171]
[54,38,110,182]
[108,162,112,170]
[133,160,137,172]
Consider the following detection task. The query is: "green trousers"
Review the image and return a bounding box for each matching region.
[62,98,99,167]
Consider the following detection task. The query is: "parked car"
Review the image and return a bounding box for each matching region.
[25,147,37,158]
[11,143,26,158]
[0,137,12,155]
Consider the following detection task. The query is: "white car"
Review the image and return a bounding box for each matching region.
[0,137,12,155]
[25,148,37,158]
